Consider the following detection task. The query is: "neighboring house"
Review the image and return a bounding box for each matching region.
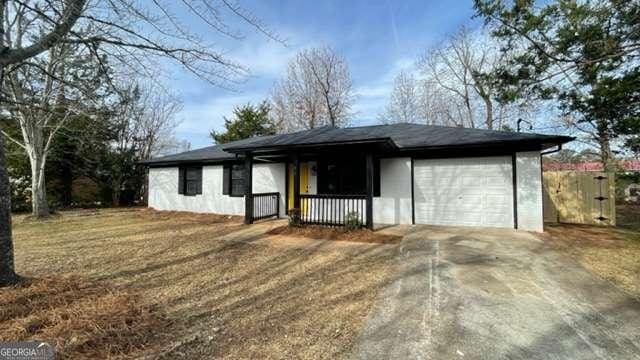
[141,123,572,232]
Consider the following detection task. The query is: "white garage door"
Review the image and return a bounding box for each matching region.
[413,156,514,228]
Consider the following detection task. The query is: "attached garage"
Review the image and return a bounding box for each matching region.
[413,156,515,228]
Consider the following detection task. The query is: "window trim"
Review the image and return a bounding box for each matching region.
[229,164,245,197]
[180,166,202,196]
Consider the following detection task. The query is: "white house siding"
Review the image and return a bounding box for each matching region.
[373,157,413,225]
[148,163,286,217]
[515,151,544,232]
[148,154,544,230]
[252,163,287,217]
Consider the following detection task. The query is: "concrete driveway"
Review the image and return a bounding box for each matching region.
[352,225,640,359]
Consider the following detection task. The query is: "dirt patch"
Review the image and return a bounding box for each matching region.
[544,223,640,299]
[266,225,402,245]
[12,208,396,359]
[0,276,170,359]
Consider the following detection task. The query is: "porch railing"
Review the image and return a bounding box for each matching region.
[299,194,366,227]
[252,192,280,221]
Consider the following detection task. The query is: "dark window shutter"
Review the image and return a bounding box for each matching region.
[196,167,203,194]
[178,167,185,194]
[222,164,230,195]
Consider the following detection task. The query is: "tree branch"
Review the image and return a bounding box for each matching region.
[0,0,86,66]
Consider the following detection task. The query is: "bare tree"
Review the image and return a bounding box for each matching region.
[2,40,105,218]
[0,0,279,286]
[104,81,183,205]
[136,88,183,160]
[0,0,86,285]
[378,71,423,124]
[418,27,524,130]
[271,45,354,132]
[418,82,468,127]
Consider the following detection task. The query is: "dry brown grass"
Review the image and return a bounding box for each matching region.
[266,225,403,244]
[544,223,640,299]
[617,204,640,230]
[11,208,397,359]
[0,276,169,359]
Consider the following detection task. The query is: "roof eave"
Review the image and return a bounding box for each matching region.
[222,137,398,153]
[139,157,239,167]
[397,136,575,152]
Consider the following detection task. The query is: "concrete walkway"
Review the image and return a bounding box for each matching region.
[352,225,640,359]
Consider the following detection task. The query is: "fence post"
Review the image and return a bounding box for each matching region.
[244,152,253,225]
[365,153,374,230]
[292,153,300,211]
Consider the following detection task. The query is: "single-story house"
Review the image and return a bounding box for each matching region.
[141,123,573,232]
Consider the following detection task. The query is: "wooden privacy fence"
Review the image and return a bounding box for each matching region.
[543,171,615,226]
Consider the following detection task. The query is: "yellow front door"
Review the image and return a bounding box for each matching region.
[288,162,309,211]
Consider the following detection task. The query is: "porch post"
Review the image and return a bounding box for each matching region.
[292,153,301,211]
[244,152,253,224]
[365,152,374,230]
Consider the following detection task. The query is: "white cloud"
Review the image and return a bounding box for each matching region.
[352,57,416,123]
[227,28,318,80]
[230,40,298,78]
[170,31,317,148]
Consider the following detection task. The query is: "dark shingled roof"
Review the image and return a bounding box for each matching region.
[141,123,573,165]
[138,135,276,165]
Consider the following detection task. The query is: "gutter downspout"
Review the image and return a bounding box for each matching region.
[541,143,562,156]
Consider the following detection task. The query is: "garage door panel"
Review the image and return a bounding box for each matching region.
[416,208,482,226]
[458,195,482,211]
[486,194,513,205]
[413,157,514,228]
[484,213,511,227]
[485,175,512,188]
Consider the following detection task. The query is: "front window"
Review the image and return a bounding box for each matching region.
[317,156,380,196]
[231,164,245,196]
[183,167,202,196]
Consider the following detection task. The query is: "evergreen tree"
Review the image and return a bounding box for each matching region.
[474,0,640,169]
[210,102,277,144]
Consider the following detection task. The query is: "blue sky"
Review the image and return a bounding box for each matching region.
[169,0,481,148]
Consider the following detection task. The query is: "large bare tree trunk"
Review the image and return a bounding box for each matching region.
[29,151,50,218]
[0,134,19,286]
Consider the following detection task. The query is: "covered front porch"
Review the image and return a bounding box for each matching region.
[238,142,392,230]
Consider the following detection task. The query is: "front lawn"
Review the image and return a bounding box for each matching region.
[7,208,397,359]
[544,223,640,299]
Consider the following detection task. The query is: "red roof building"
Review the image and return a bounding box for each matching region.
[543,160,640,171]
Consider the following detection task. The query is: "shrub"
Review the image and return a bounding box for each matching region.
[344,211,362,231]
[9,175,31,213]
[288,208,302,227]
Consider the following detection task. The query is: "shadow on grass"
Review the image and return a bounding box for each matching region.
[13,208,401,359]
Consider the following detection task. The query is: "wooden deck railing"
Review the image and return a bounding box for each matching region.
[252,192,280,221]
[299,194,366,227]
